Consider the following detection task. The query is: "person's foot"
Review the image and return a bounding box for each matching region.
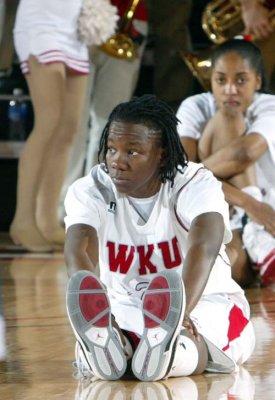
[242,221,275,286]
[9,223,53,252]
[132,270,185,381]
[66,270,127,380]
[45,227,65,246]
[258,250,275,287]
[38,225,65,246]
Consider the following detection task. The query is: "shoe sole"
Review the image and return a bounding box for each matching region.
[132,270,185,381]
[66,270,127,380]
[203,337,236,373]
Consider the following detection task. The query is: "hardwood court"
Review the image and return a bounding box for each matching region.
[0,233,275,400]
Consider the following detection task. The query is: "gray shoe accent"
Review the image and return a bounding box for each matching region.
[66,270,127,380]
[132,270,185,381]
[203,336,236,373]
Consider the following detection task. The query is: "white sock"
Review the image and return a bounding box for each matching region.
[167,335,199,377]
[263,188,275,208]
[241,186,263,229]
[230,186,262,231]
[241,186,275,263]
[242,185,263,202]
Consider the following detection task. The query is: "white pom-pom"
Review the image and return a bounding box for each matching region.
[77,0,119,46]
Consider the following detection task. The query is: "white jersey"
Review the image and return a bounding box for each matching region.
[13,0,89,74]
[65,163,245,334]
[176,92,275,191]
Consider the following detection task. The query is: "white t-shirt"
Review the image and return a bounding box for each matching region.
[176,92,275,191]
[64,163,242,333]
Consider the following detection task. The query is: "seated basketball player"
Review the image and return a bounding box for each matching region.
[64,95,255,382]
[177,39,275,288]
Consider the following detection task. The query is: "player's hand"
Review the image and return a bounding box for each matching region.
[241,1,273,40]
[182,314,200,342]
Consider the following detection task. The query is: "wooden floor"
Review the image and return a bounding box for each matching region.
[0,233,275,400]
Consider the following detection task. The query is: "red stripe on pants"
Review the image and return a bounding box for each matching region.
[222,305,249,351]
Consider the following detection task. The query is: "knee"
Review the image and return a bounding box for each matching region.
[175,331,208,376]
[34,111,63,139]
[59,118,81,146]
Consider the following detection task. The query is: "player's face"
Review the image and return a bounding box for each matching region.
[106,121,165,198]
[211,51,262,114]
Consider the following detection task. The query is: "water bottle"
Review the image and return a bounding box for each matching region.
[8,88,28,141]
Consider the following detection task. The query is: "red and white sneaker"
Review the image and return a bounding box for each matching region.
[66,270,127,380]
[258,250,275,287]
[242,221,275,286]
[132,270,185,381]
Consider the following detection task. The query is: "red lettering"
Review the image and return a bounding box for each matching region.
[137,244,157,275]
[107,241,135,273]
[158,237,182,269]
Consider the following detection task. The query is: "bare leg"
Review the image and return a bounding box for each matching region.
[10,56,88,250]
[36,70,88,244]
[227,231,257,287]
[198,110,257,187]
[198,112,257,286]
[198,110,246,161]
[10,57,65,251]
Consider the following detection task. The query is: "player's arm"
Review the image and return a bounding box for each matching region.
[203,133,268,179]
[182,212,225,338]
[64,223,99,277]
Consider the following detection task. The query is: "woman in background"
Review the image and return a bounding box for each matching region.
[10,0,89,251]
[177,39,275,287]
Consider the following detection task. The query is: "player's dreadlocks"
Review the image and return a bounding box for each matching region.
[98,94,188,186]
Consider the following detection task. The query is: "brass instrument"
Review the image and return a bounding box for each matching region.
[182,0,275,90]
[202,0,275,44]
[100,0,141,60]
[181,48,213,91]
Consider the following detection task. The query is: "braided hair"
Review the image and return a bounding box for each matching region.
[98,94,188,186]
[211,38,269,93]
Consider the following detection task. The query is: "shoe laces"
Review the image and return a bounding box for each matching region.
[72,359,94,380]
[72,343,99,382]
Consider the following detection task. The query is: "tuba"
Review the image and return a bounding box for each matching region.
[202,0,275,44]
[182,0,275,90]
[100,0,141,60]
[181,48,213,91]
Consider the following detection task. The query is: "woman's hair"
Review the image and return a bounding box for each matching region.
[211,38,269,93]
[98,94,188,186]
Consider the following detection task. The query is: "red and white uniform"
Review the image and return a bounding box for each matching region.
[65,162,255,367]
[13,0,89,75]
